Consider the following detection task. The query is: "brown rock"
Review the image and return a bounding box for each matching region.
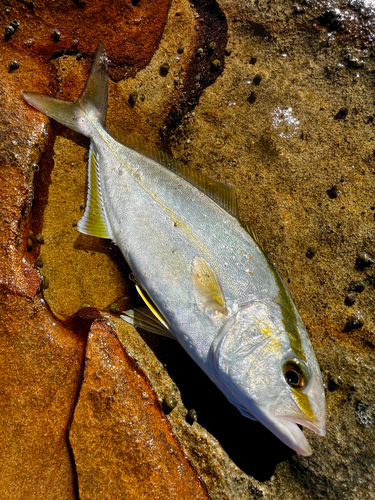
[0,291,86,499]
[69,319,209,500]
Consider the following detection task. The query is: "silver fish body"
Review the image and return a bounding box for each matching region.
[23,43,326,455]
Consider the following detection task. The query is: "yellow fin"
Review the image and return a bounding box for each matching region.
[121,307,175,339]
[78,144,113,239]
[135,283,171,332]
[192,257,228,315]
[109,129,239,220]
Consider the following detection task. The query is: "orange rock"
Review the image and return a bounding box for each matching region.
[69,319,210,500]
[0,291,86,500]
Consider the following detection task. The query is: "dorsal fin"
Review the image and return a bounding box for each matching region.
[109,129,239,220]
[77,143,113,239]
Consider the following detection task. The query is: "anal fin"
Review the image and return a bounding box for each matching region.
[121,307,176,339]
[135,283,171,332]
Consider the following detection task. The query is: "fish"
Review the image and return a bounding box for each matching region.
[23,43,326,456]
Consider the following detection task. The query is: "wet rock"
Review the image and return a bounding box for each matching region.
[69,320,209,499]
[0,292,86,499]
[3,0,375,497]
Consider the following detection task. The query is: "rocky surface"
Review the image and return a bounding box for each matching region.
[1,0,375,498]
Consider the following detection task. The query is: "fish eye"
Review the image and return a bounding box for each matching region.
[282,358,310,389]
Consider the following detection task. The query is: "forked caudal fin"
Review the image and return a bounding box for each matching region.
[22,42,108,135]
[22,43,113,240]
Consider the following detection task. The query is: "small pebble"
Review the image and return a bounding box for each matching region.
[187,408,198,424]
[72,220,78,227]
[140,94,145,102]
[52,29,61,42]
[306,246,317,259]
[27,238,33,252]
[29,230,34,241]
[5,25,15,40]
[357,252,374,268]
[36,256,44,268]
[351,280,366,292]
[225,47,232,56]
[36,233,44,244]
[79,303,91,310]
[211,59,221,70]
[177,44,184,54]
[345,293,356,306]
[173,77,180,85]
[345,312,364,331]
[163,392,178,412]
[128,91,138,106]
[196,47,204,56]
[42,275,49,289]
[9,60,19,72]
[80,203,85,210]
[109,302,120,314]
[160,62,170,76]
[208,41,216,52]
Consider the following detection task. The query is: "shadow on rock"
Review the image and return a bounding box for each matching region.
[139,331,295,482]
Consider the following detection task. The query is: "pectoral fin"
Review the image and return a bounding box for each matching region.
[192,257,228,315]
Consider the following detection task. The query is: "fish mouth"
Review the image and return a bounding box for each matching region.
[278,417,326,456]
[258,413,326,456]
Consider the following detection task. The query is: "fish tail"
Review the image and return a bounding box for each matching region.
[22,42,108,136]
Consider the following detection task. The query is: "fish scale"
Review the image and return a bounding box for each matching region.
[23,42,326,456]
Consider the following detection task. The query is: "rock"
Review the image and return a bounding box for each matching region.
[2,0,375,497]
[69,320,209,499]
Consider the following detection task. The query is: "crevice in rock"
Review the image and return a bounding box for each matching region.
[162,0,228,147]
[138,330,295,481]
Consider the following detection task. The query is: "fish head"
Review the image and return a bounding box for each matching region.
[209,299,326,456]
